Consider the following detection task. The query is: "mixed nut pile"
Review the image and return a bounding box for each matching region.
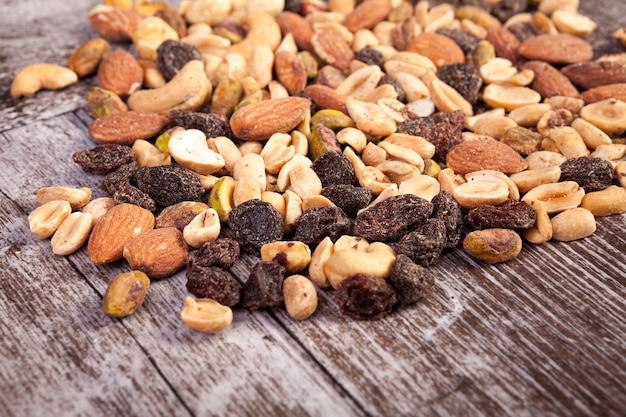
[18,0,626,333]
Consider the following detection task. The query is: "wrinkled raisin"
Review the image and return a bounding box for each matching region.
[186,265,241,307]
[431,191,463,249]
[492,0,528,22]
[353,194,433,242]
[73,144,135,175]
[294,206,352,246]
[188,238,240,269]
[335,274,397,320]
[397,110,465,162]
[354,47,384,69]
[134,165,204,207]
[310,151,357,187]
[389,254,436,306]
[507,21,542,42]
[157,40,203,81]
[559,156,614,192]
[321,184,371,218]
[228,200,284,254]
[437,63,483,105]
[393,218,447,267]
[101,162,138,195]
[240,261,286,310]
[112,182,156,212]
[436,28,480,55]
[169,110,231,139]
[466,199,537,230]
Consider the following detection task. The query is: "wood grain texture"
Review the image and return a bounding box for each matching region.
[1,1,626,416]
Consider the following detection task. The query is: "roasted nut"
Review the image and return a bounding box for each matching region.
[308,236,334,289]
[132,139,172,167]
[522,200,553,244]
[549,127,590,159]
[89,111,170,145]
[260,241,312,273]
[208,176,236,222]
[521,181,585,214]
[88,4,142,43]
[324,241,396,289]
[463,228,522,264]
[28,200,72,240]
[579,99,626,136]
[168,129,225,175]
[180,296,233,333]
[97,49,144,98]
[182,209,221,248]
[551,208,597,242]
[102,270,150,318]
[346,98,397,138]
[132,16,180,61]
[283,274,318,320]
[123,227,188,279]
[36,186,92,210]
[86,87,128,119]
[11,64,78,98]
[509,166,562,194]
[81,197,115,226]
[452,178,510,209]
[50,212,93,256]
[580,185,626,217]
[68,38,112,77]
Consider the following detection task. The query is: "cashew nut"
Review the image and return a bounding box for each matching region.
[324,241,396,289]
[226,12,282,60]
[11,64,78,98]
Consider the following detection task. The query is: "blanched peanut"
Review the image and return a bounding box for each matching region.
[465,108,506,131]
[302,195,335,211]
[509,166,562,194]
[208,136,242,174]
[81,197,115,226]
[288,165,322,200]
[168,129,225,175]
[377,160,421,185]
[358,165,393,195]
[382,133,436,160]
[452,179,510,209]
[466,170,520,201]
[522,181,585,214]
[308,236,334,289]
[426,74,474,116]
[28,200,72,239]
[346,97,397,137]
[398,175,440,201]
[579,98,626,136]
[361,142,387,167]
[581,186,626,217]
[260,133,296,175]
[324,241,396,289]
[523,200,553,244]
[336,127,367,153]
[482,83,541,112]
[571,118,612,150]
[525,150,567,170]
[472,116,517,140]
[551,208,596,242]
[283,274,318,320]
[591,144,626,165]
[183,208,221,248]
[333,235,369,252]
[378,141,425,172]
[283,190,303,234]
[36,186,92,210]
[133,139,172,167]
[233,153,266,205]
[616,162,626,188]
[180,297,233,334]
[261,191,286,217]
[261,241,311,273]
[51,212,93,256]
[508,103,553,127]
[549,126,590,159]
[276,154,312,192]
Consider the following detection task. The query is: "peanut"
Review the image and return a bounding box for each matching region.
[283,274,318,320]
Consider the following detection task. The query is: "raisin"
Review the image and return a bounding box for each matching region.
[389,254,436,306]
[188,238,240,269]
[101,162,138,195]
[431,191,463,249]
[310,151,357,187]
[436,28,481,55]
[335,274,397,320]
[559,156,614,192]
[354,47,384,69]
[168,110,231,139]
[378,74,406,103]
[466,199,537,230]
[134,165,204,207]
[186,265,242,307]
[321,184,372,218]
[507,21,542,42]
[228,199,284,255]
[112,182,156,212]
[294,206,352,246]
[437,63,483,105]
[353,194,433,242]
[491,0,528,22]
[240,261,286,310]
[397,110,465,162]
[156,40,203,81]
[72,144,135,175]
[393,218,447,267]
[460,0,492,11]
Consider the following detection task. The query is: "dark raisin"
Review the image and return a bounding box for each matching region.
[354,47,384,69]
[321,184,372,218]
[134,165,204,207]
[431,191,463,249]
[310,151,357,187]
[168,110,231,139]
[240,261,286,310]
[397,110,465,162]
[436,28,481,55]
[507,21,542,42]
[294,206,352,246]
[389,254,436,306]
[437,63,483,105]
[188,238,241,269]
[284,0,303,13]
[466,199,537,230]
[491,0,528,22]
[460,0,492,11]
[72,144,135,175]
[101,162,138,195]
[228,200,284,254]
[111,182,156,212]
[559,156,614,192]
[378,74,406,103]
[157,40,203,81]
[186,265,241,307]
[335,274,397,320]
[353,194,433,242]
[392,218,447,267]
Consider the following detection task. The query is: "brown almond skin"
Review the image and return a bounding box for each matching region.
[88,203,155,264]
[518,34,593,64]
[486,27,523,68]
[561,61,626,89]
[97,49,144,97]
[229,97,311,141]
[342,0,392,32]
[304,84,348,114]
[523,60,580,98]
[312,28,354,73]
[581,83,626,104]
[446,138,528,175]
[276,12,314,52]
[406,32,465,69]
[123,227,188,279]
[88,6,143,43]
[89,110,169,145]
[274,50,308,95]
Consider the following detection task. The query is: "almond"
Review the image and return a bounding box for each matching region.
[406,32,465,69]
[561,61,626,89]
[446,138,528,175]
[342,0,392,32]
[274,50,308,95]
[88,203,155,264]
[518,33,593,64]
[485,27,523,67]
[522,60,579,98]
[123,227,188,279]
[311,28,354,73]
[89,111,169,145]
[276,11,314,52]
[230,97,311,141]
[304,84,348,114]
[581,83,626,104]
[87,4,142,43]
[97,49,144,97]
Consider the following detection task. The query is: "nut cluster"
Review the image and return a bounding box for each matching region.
[20,0,626,332]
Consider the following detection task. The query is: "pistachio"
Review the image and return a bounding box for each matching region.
[102,271,150,318]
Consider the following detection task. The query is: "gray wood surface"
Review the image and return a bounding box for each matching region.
[1,1,625,416]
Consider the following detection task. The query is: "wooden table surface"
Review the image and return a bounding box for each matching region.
[1,1,625,416]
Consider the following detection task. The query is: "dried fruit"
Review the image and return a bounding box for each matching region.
[431,191,463,250]
[134,165,204,207]
[156,39,203,81]
[294,206,352,246]
[311,151,357,187]
[393,218,447,267]
[437,63,483,105]
[397,110,465,162]
[321,184,372,218]
[466,199,536,230]
[73,144,135,175]
[335,274,397,320]
[228,199,284,254]
[559,156,614,192]
[186,265,241,307]
[389,254,435,306]
[188,238,240,270]
[240,261,286,310]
